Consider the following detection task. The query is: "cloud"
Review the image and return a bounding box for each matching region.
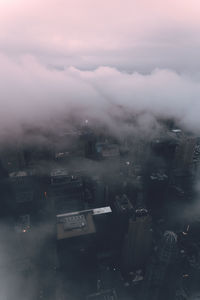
[1,2,200,298]
[0,0,200,141]
[1,53,200,142]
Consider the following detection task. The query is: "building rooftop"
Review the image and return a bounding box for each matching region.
[56,210,96,240]
[93,207,112,215]
[50,168,69,177]
[10,171,28,178]
[56,207,112,240]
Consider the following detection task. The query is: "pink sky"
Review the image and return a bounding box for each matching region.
[0,0,199,70]
[0,0,200,140]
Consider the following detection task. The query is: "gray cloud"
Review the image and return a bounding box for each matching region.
[0,0,200,141]
[1,53,200,142]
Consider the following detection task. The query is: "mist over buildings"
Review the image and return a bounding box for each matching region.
[1,55,200,143]
[1,1,200,300]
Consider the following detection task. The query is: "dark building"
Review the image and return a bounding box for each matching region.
[49,168,84,214]
[56,207,112,244]
[8,170,39,215]
[95,142,120,160]
[81,127,97,158]
[56,210,96,241]
[53,129,83,161]
[86,289,118,300]
[15,214,31,233]
[121,209,152,272]
[56,207,112,299]
[2,122,200,299]
[142,231,179,300]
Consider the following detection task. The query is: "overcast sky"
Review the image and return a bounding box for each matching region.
[0,0,200,140]
[1,0,200,71]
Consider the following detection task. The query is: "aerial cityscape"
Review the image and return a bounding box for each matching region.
[1,1,200,299]
[1,119,200,299]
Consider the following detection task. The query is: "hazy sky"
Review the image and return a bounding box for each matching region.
[1,0,200,71]
[0,0,200,139]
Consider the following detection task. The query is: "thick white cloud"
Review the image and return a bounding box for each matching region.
[1,53,200,141]
[0,0,200,140]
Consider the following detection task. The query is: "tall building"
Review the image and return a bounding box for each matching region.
[174,136,196,171]
[121,209,152,272]
[49,168,84,214]
[142,231,179,300]
[86,289,118,300]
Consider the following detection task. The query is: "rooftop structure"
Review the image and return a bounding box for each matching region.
[56,207,112,240]
[86,289,118,300]
[56,210,96,240]
[50,169,83,189]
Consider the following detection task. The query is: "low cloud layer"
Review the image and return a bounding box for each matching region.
[1,2,200,299]
[1,53,200,142]
[0,0,200,141]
